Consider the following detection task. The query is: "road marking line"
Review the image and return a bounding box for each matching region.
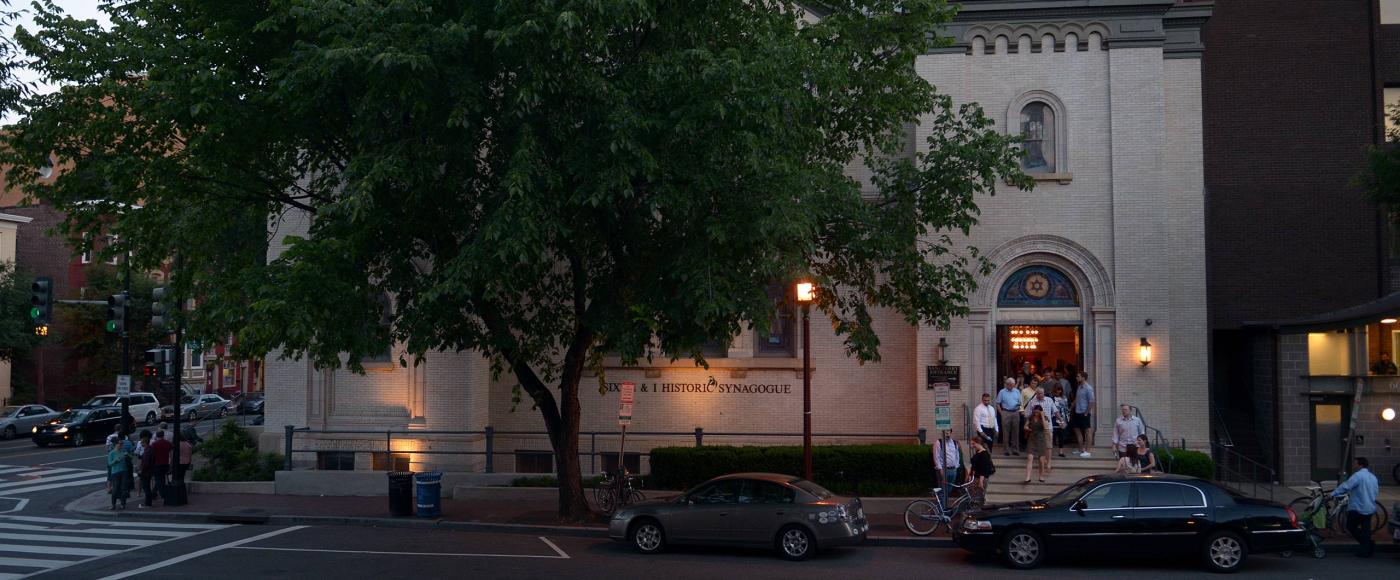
[0,555,74,568]
[0,467,43,475]
[0,515,223,529]
[0,450,106,461]
[0,544,112,557]
[0,476,108,496]
[0,471,98,489]
[0,499,27,515]
[35,455,117,466]
[0,532,155,546]
[539,537,569,559]
[0,523,190,537]
[232,546,570,559]
[99,525,306,580]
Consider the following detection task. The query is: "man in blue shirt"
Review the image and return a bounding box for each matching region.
[996,378,1023,456]
[1331,456,1379,557]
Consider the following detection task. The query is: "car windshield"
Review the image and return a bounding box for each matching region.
[789,479,833,500]
[84,396,119,407]
[1045,476,1102,505]
[1,406,20,417]
[56,409,90,423]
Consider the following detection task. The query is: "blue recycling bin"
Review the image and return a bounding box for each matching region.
[415,471,443,518]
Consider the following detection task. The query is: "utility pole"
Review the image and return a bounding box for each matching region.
[169,255,187,506]
[122,253,132,431]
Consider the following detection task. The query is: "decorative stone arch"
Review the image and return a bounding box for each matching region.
[1006,90,1071,177]
[976,235,1113,309]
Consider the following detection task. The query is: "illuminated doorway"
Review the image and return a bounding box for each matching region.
[995,325,1083,386]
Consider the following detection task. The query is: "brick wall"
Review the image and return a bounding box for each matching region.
[1203,0,1385,330]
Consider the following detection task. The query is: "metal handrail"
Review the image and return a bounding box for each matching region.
[282,425,930,474]
[1212,407,1235,448]
[1211,441,1278,501]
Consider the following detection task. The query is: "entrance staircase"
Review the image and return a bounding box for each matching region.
[983,447,1120,504]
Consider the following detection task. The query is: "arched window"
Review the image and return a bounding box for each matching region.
[997,265,1078,308]
[1007,90,1070,181]
[1020,102,1056,173]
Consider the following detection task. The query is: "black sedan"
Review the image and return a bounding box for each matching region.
[952,474,1308,573]
[32,407,123,447]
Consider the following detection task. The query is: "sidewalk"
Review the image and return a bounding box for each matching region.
[68,488,1394,550]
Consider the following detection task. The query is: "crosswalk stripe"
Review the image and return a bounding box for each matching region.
[0,466,85,477]
[0,523,188,537]
[0,515,223,530]
[0,544,112,556]
[0,555,75,568]
[0,467,41,476]
[0,471,103,490]
[0,476,107,496]
[0,532,155,546]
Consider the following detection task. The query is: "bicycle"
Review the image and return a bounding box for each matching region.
[904,480,985,536]
[1281,493,1328,559]
[1287,484,1388,537]
[594,467,645,514]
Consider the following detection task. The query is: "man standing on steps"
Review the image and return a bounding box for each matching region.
[1112,404,1145,458]
[1072,372,1095,457]
[996,378,1023,456]
[973,392,999,449]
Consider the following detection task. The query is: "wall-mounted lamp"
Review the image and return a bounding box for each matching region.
[1383,407,1397,422]
[936,337,949,366]
[1138,337,1152,366]
[1383,318,1398,325]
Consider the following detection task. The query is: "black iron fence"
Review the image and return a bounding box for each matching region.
[282,425,929,474]
[1211,441,1278,501]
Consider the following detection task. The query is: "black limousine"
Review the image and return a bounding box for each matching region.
[952,474,1308,573]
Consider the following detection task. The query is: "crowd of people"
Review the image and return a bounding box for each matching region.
[943,365,1160,499]
[103,422,198,510]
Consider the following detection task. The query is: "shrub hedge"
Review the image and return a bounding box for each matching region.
[1157,447,1215,480]
[193,421,282,482]
[648,444,934,496]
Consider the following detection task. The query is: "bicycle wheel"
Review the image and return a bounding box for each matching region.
[904,499,942,536]
[1370,501,1388,533]
[596,487,618,514]
[1394,462,1400,486]
[626,490,645,507]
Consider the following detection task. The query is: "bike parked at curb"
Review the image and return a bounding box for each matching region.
[904,480,985,536]
[1287,483,1388,538]
[596,467,645,514]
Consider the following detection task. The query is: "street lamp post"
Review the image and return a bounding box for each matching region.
[796,282,815,480]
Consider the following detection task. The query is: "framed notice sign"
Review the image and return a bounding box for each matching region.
[926,365,961,390]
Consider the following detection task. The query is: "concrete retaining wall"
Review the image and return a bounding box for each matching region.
[189,481,275,495]
[274,471,526,497]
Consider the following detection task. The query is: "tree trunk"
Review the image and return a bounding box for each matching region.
[549,377,589,521]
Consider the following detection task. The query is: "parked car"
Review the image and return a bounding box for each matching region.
[32,407,123,447]
[80,393,162,426]
[160,393,231,421]
[951,473,1308,573]
[608,472,868,561]
[232,392,265,415]
[0,404,59,439]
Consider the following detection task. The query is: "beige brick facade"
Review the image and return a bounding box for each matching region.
[263,3,1212,473]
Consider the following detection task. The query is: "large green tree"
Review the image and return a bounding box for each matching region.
[0,262,40,365]
[1359,104,1400,222]
[2,0,1029,520]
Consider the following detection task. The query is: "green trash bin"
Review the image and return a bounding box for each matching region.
[388,471,415,517]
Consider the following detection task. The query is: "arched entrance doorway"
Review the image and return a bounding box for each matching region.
[994,265,1082,386]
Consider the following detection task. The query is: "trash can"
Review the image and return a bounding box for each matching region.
[388,471,415,517]
[415,471,443,518]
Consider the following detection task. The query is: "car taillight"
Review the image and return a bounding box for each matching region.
[1286,506,1299,529]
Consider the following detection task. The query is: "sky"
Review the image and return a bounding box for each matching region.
[3,0,110,123]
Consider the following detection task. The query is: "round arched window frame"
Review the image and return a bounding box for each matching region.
[1007,91,1071,182]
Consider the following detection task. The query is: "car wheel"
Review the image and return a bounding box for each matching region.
[145,412,157,426]
[1001,528,1045,570]
[630,518,665,554]
[777,525,815,561]
[1203,530,1247,573]
[2,426,14,440]
[219,408,228,418]
[187,411,196,422]
[72,432,86,447]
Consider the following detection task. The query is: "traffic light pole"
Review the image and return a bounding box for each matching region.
[168,256,187,506]
[121,258,131,432]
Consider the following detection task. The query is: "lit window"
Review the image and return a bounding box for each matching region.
[106,235,120,265]
[1020,102,1056,173]
[755,284,796,357]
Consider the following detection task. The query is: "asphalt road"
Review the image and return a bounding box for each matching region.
[10,524,1395,580]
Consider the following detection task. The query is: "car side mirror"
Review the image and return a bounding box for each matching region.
[1072,499,1086,512]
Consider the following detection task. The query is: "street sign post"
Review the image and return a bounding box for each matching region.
[116,375,132,397]
[618,381,635,473]
[933,383,952,431]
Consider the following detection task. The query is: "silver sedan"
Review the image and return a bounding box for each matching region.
[0,404,58,439]
[608,472,868,561]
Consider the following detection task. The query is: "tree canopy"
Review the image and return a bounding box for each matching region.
[1,0,1030,518]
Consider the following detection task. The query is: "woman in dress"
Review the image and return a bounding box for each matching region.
[107,427,134,510]
[1024,406,1049,483]
[969,437,994,490]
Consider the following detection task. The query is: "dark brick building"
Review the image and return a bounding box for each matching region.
[1203,0,1389,478]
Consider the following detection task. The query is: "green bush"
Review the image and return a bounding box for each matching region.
[192,421,282,482]
[649,444,934,496]
[1157,447,1215,480]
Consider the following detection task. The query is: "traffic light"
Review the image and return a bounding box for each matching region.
[106,292,128,334]
[151,286,170,333]
[29,277,53,325]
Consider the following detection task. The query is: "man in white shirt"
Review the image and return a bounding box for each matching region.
[973,393,999,449]
[1112,404,1145,457]
[932,430,962,509]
